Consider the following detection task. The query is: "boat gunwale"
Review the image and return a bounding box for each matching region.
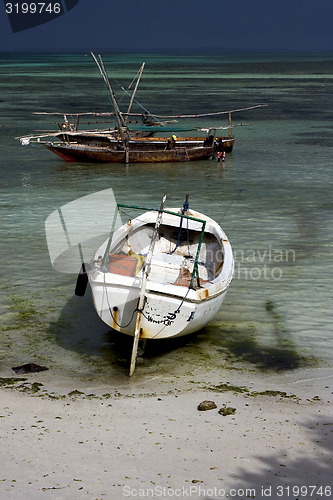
[44,142,218,152]
[89,207,234,302]
[90,272,233,304]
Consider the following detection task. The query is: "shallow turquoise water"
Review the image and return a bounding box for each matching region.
[0,52,332,389]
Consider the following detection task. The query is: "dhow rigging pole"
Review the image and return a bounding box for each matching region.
[91,52,131,161]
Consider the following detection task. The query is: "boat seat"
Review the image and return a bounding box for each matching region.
[148,252,184,284]
[151,251,184,267]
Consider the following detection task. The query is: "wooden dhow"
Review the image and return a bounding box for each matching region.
[18,52,266,164]
[43,132,234,163]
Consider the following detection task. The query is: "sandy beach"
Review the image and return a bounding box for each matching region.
[1,369,332,500]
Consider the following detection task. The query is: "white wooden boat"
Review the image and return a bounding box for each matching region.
[78,196,234,374]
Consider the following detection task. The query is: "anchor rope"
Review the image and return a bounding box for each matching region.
[103,201,195,330]
[137,286,192,339]
[104,271,139,329]
[104,267,192,330]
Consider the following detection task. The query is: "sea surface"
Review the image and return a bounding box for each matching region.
[0,52,332,395]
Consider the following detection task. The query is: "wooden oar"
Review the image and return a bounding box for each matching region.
[129,194,167,376]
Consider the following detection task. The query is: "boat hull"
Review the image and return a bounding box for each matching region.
[89,276,229,339]
[88,208,234,340]
[45,136,234,163]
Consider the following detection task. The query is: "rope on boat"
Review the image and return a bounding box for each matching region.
[104,282,192,331]
[107,70,164,127]
[168,195,191,257]
[138,286,192,339]
[103,197,201,333]
[104,274,139,328]
[104,195,204,338]
[105,282,192,343]
[117,64,145,107]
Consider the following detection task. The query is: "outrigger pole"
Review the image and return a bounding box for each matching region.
[129,194,167,376]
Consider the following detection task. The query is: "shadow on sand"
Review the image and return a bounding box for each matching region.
[230,415,333,493]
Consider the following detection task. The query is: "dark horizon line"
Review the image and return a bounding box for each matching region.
[1,47,333,55]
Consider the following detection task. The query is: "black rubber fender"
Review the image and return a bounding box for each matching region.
[75,263,89,296]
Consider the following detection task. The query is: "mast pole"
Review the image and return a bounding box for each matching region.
[124,62,145,124]
[90,52,130,147]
